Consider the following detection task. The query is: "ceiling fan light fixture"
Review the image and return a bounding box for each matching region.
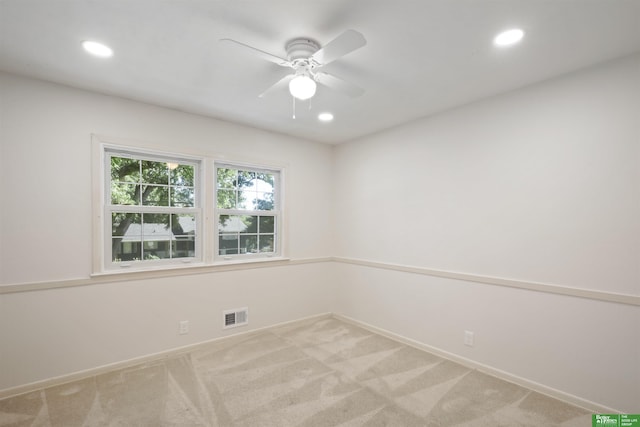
[289,74,316,100]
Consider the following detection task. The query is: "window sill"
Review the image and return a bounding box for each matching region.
[212,256,290,267]
[92,261,208,278]
[91,257,292,280]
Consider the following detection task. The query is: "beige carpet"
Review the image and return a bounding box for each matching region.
[0,316,592,426]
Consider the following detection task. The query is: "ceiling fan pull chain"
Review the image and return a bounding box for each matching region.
[292,96,296,119]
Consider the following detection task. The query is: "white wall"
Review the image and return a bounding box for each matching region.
[332,54,640,412]
[0,72,335,389]
[334,54,639,294]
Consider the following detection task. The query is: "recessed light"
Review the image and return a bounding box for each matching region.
[82,40,113,58]
[318,112,334,122]
[493,29,524,47]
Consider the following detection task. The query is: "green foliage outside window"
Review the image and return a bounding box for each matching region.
[111,157,194,207]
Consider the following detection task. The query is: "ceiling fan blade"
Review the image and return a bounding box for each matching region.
[315,72,364,98]
[259,74,294,98]
[220,38,291,67]
[310,30,366,66]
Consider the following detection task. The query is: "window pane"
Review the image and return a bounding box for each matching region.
[139,215,171,259]
[112,213,142,262]
[217,189,235,209]
[171,187,194,207]
[217,168,237,189]
[238,171,255,190]
[219,234,238,255]
[171,214,196,237]
[172,214,196,259]
[220,215,238,233]
[111,183,139,205]
[259,216,274,233]
[141,185,169,206]
[112,212,141,237]
[142,213,171,236]
[243,216,258,233]
[255,192,274,210]
[113,240,141,262]
[219,215,254,233]
[111,157,140,183]
[142,160,169,185]
[142,213,171,259]
[170,164,194,186]
[144,241,171,260]
[237,189,252,209]
[219,215,230,231]
[173,239,195,258]
[259,235,274,253]
[255,173,274,192]
[240,235,258,254]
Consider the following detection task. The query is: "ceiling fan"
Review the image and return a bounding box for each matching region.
[220,29,366,101]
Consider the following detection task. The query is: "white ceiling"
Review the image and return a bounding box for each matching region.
[1,1,639,144]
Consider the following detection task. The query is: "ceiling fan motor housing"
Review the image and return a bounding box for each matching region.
[286,38,320,65]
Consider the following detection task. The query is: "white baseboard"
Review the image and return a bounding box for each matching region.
[332,313,620,414]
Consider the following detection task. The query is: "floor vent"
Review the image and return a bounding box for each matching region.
[223,307,248,329]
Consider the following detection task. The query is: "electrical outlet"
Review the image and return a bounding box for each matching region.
[464,330,474,347]
[179,320,189,335]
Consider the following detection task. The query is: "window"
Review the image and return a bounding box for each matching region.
[95,137,285,274]
[215,164,280,259]
[105,149,201,269]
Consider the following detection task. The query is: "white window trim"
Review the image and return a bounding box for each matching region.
[213,161,284,262]
[91,134,288,276]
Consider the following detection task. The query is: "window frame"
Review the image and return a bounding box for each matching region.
[91,135,287,276]
[214,162,282,262]
[94,139,205,273]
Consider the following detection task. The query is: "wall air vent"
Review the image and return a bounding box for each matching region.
[223,307,248,329]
